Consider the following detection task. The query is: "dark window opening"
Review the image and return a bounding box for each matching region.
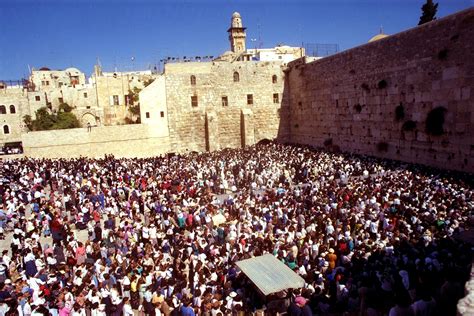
[190,75,196,85]
[3,125,9,134]
[160,111,164,117]
[0,105,6,114]
[35,96,41,101]
[84,92,88,98]
[9,105,16,114]
[272,75,277,83]
[191,95,198,107]
[146,112,150,118]
[233,72,240,82]
[247,94,253,105]
[273,93,279,104]
[222,96,228,107]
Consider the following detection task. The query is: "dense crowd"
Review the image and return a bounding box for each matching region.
[0,143,472,316]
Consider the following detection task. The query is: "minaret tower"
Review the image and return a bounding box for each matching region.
[228,12,247,53]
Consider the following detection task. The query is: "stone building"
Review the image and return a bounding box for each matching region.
[0,85,47,148]
[30,67,86,90]
[139,11,303,152]
[90,66,154,126]
[140,60,288,153]
[0,65,155,148]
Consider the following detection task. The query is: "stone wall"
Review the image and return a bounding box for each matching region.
[164,61,289,153]
[21,125,171,159]
[0,88,46,144]
[286,8,474,173]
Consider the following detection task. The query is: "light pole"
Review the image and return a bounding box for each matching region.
[251,38,257,60]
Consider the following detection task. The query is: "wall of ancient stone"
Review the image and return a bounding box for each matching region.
[0,88,46,144]
[21,124,171,159]
[164,60,289,153]
[286,8,474,173]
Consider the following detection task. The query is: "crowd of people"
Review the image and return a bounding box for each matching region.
[0,143,472,316]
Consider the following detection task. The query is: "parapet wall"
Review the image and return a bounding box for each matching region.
[286,8,474,173]
[21,125,171,159]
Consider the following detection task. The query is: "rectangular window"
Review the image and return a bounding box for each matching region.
[125,95,131,106]
[146,112,150,118]
[191,95,198,107]
[222,96,228,107]
[273,93,279,104]
[84,92,88,98]
[247,94,253,105]
[35,96,41,101]
[46,81,50,86]
[58,97,64,104]
[160,111,164,118]
[113,95,119,105]
[86,106,91,109]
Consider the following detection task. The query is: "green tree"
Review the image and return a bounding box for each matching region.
[23,115,33,131]
[58,102,73,113]
[23,106,81,131]
[418,0,438,25]
[144,78,155,87]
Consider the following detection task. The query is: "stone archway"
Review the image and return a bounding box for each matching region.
[81,112,97,127]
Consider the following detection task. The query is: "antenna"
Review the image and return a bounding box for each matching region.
[257,22,263,48]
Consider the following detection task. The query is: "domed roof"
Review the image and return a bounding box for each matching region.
[368,26,389,43]
[232,12,241,18]
[368,33,389,42]
[65,67,81,74]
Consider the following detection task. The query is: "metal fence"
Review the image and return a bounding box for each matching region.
[304,43,340,57]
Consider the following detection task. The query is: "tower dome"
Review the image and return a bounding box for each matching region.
[231,12,243,28]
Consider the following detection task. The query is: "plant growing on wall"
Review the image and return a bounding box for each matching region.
[402,120,417,131]
[425,106,447,135]
[377,79,387,89]
[437,48,448,60]
[376,141,389,152]
[323,138,333,147]
[354,104,362,113]
[395,103,405,121]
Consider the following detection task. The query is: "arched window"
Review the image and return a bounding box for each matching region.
[233,72,240,82]
[3,125,9,134]
[9,105,16,114]
[0,105,6,114]
[190,75,196,86]
[272,75,277,83]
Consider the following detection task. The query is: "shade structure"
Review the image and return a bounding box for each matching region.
[235,254,305,296]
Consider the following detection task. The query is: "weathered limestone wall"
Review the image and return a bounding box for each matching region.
[164,61,289,153]
[21,125,171,159]
[139,75,169,136]
[0,88,47,144]
[287,8,474,172]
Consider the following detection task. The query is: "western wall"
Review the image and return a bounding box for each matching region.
[9,8,474,174]
[286,8,474,173]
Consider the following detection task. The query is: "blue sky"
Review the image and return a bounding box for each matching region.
[0,0,472,79]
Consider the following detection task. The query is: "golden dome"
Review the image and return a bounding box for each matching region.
[369,26,389,43]
[368,33,389,42]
